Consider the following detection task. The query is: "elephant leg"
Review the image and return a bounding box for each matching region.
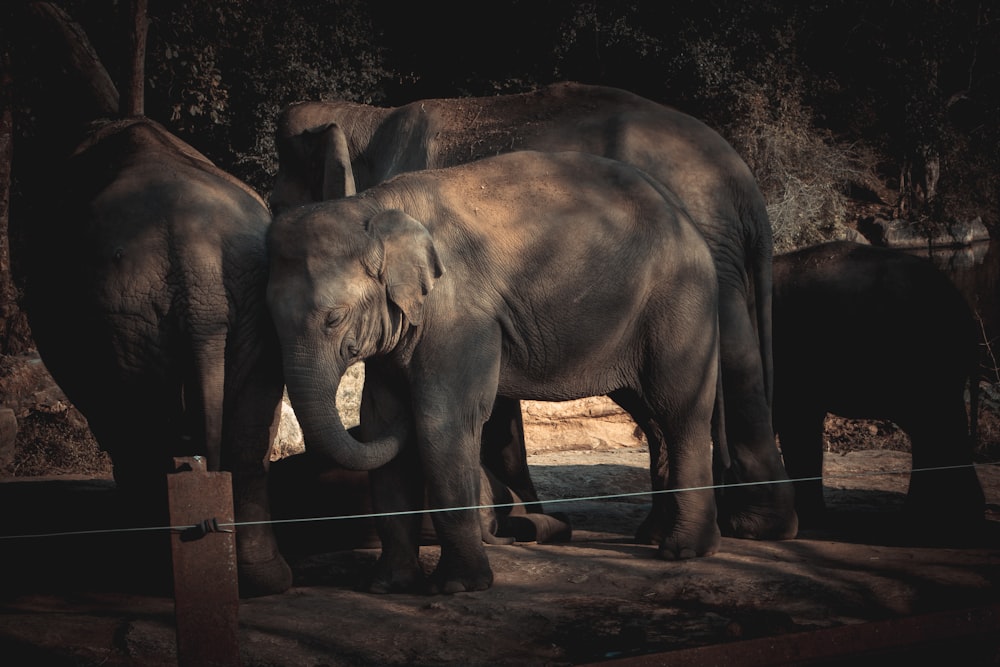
[358,370,427,593]
[715,286,798,540]
[480,396,542,509]
[420,410,494,593]
[501,511,573,544]
[479,397,574,543]
[481,464,572,544]
[478,466,515,545]
[101,392,180,495]
[230,468,293,597]
[902,397,985,528]
[610,391,670,546]
[368,445,427,593]
[412,345,498,593]
[776,409,827,527]
[612,386,720,560]
[223,356,293,598]
[103,428,174,593]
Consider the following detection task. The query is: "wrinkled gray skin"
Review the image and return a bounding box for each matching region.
[13,1,290,597]
[267,151,722,593]
[23,117,292,598]
[269,82,795,540]
[773,241,985,528]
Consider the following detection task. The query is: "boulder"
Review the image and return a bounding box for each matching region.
[859,217,991,248]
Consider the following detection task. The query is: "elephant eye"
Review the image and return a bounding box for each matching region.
[324,308,347,332]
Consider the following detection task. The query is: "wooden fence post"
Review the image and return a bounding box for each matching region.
[167,456,241,666]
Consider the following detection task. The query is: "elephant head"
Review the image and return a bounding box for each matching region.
[267,207,444,471]
[270,119,356,216]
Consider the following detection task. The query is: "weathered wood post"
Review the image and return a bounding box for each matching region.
[167,456,241,666]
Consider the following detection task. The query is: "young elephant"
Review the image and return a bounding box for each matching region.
[773,241,985,527]
[271,82,795,542]
[267,150,722,593]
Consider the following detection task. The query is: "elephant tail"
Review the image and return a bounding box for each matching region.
[186,333,227,472]
[968,372,980,447]
[712,348,730,471]
[749,199,775,411]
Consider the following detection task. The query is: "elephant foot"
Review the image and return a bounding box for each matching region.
[905,468,986,524]
[902,480,986,546]
[657,521,721,560]
[634,513,658,545]
[482,529,516,545]
[238,553,293,598]
[368,556,425,594]
[718,480,799,540]
[427,568,493,594]
[635,498,721,555]
[500,512,572,543]
[904,496,986,525]
[427,551,494,594]
[721,504,799,541]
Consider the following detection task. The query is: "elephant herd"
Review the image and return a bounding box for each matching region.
[17,79,986,597]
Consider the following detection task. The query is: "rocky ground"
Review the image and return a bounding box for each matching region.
[0,356,998,665]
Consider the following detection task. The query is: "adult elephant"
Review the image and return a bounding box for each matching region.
[21,116,292,597]
[773,241,985,528]
[269,81,796,541]
[13,1,291,597]
[267,151,723,593]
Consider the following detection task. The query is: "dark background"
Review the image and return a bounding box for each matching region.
[6,0,999,225]
[1,0,999,362]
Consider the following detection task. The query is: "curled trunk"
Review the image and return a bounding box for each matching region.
[286,366,403,471]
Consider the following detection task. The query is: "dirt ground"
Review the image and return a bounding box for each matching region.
[0,362,999,665]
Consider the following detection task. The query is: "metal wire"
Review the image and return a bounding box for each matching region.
[0,461,995,541]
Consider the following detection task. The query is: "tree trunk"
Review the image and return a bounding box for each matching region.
[0,47,33,356]
[121,0,148,117]
[897,144,941,219]
[25,2,119,121]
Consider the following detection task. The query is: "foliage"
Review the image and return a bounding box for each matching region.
[6,0,1000,240]
[140,0,394,191]
[795,0,1000,225]
[19,0,393,192]
[537,2,862,247]
[733,96,866,252]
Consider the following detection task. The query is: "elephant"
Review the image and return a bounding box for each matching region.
[266,150,723,593]
[20,116,293,597]
[268,81,796,541]
[12,2,291,596]
[772,241,986,528]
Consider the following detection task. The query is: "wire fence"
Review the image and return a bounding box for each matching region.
[0,460,995,542]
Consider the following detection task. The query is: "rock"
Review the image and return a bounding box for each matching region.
[272,397,305,460]
[523,397,645,453]
[859,216,991,248]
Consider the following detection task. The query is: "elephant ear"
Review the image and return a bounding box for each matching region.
[366,209,444,326]
[302,122,356,199]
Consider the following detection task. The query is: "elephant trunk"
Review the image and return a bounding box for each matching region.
[285,363,403,471]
